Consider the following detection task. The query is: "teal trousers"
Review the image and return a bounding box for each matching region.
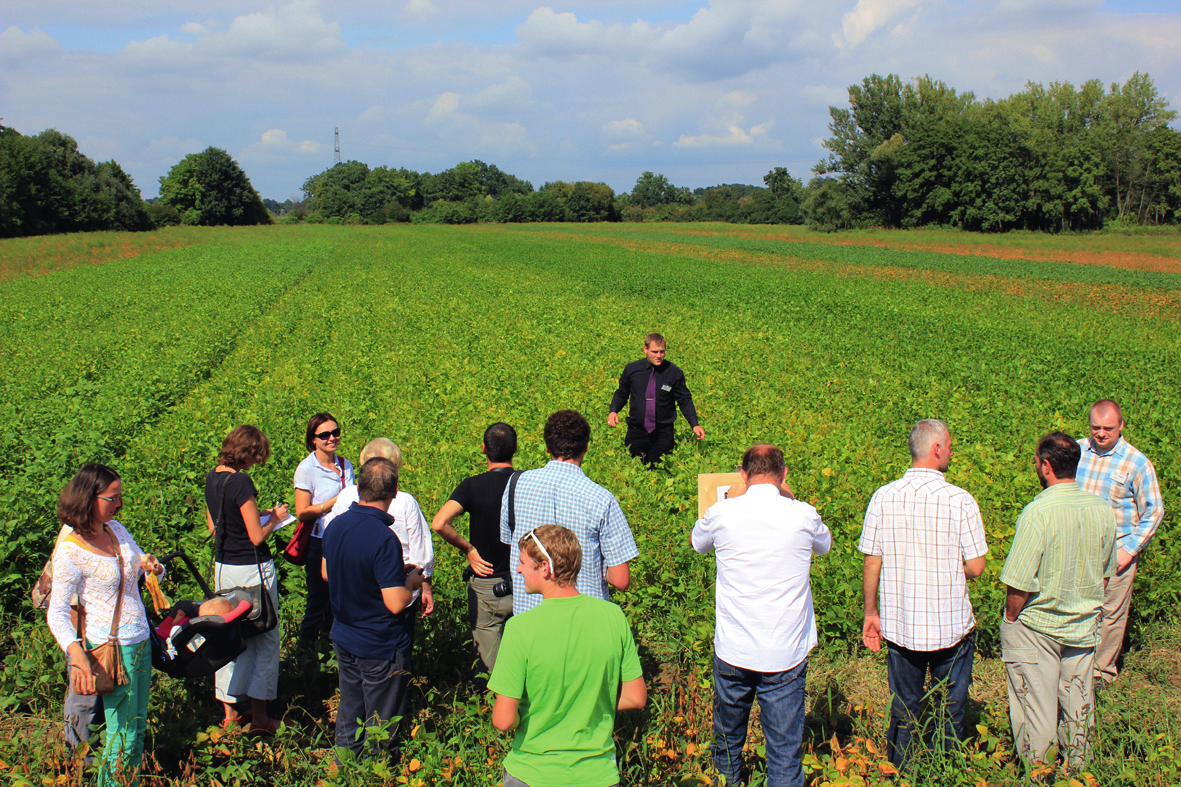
[91,639,151,787]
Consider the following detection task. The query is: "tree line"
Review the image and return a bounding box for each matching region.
[811,71,1180,232]
[1,69,1177,238]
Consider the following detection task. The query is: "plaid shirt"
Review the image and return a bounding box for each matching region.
[859,468,988,651]
[500,460,639,615]
[1075,437,1163,556]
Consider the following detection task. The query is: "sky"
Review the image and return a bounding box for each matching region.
[2,0,1179,201]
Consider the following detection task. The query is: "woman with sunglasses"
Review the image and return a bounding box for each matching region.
[205,425,288,731]
[294,412,355,653]
[48,464,163,787]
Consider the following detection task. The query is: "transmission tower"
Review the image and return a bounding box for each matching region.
[334,127,341,165]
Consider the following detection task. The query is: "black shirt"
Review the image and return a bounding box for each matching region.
[448,467,514,576]
[609,358,700,430]
[206,470,272,565]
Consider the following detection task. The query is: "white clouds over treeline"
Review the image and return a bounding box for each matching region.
[2,1,1178,198]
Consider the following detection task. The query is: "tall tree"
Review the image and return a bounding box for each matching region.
[159,147,270,226]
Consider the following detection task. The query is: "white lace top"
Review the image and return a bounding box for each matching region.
[48,519,151,650]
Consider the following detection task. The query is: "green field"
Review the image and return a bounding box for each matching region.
[2,224,1179,786]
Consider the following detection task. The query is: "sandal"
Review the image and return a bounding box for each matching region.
[220,710,252,729]
[247,717,281,735]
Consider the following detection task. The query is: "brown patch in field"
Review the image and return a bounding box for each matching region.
[656,225,1181,275]
[551,232,1181,321]
[0,235,192,281]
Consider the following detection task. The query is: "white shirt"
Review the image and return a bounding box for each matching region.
[692,484,832,672]
[859,468,988,651]
[325,485,435,601]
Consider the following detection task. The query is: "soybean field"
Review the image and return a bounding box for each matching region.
[2,223,1179,786]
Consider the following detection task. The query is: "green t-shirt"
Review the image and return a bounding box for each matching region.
[488,594,642,787]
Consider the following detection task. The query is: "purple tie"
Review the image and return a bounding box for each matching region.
[644,368,657,433]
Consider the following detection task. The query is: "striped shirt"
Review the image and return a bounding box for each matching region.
[499,460,639,615]
[1000,482,1116,647]
[1075,437,1163,556]
[859,468,988,651]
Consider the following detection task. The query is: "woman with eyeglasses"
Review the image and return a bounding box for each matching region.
[293,412,355,654]
[47,463,163,787]
[205,425,288,732]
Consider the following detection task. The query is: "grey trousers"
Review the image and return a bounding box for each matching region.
[468,576,513,672]
[64,683,101,763]
[1001,615,1096,766]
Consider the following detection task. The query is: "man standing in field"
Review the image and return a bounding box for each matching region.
[490,525,646,787]
[692,444,831,787]
[1075,399,1164,686]
[500,410,638,617]
[1001,431,1116,766]
[607,332,705,465]
[322,457,424,761]
[431,422,518,677]
[860,419,988,770]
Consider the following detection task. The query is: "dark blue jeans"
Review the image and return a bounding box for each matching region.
[300,536,333,645]
[885,632,976,769]
[334,644,411,760]
[712,655,808,787]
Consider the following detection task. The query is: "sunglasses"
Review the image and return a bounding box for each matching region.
[97,494,124,503]
[314,428,342,441]
[527,529,553,570]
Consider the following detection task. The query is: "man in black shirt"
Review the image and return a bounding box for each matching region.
[608,332,705,466]
[431,422,517,677]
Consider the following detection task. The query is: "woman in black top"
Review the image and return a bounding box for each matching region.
[204,425,289,732]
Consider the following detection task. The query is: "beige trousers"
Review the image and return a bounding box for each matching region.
[1095,554,1138,685]
[1001,615,1096,766]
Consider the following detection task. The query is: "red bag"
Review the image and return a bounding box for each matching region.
[282,456,345,566]
[282,520,313,565]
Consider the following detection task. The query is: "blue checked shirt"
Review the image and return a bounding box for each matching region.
[1075,437,1163,556]
[500,460,639,615]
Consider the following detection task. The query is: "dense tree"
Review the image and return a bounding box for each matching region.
[817,71,1179,231]
[630,171,693,208]
[0,127,151,238]
[159,147,270,226]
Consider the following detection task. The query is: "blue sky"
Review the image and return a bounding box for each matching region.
[2,0,1178,201]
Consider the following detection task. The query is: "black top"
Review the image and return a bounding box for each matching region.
[448,467,514,576]
[206,470,272,565]
[609,358,700,429]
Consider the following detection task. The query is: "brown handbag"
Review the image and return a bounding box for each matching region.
[78,528,129,696]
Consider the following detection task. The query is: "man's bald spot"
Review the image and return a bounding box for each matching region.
[1090,399,1124,425]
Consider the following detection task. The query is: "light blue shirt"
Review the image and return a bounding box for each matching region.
[293,452,355,538]
[499,460,638,615]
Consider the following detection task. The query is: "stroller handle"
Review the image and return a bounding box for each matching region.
[158,549,216,600]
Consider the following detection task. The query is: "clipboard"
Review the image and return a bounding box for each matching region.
[697,472,744,519]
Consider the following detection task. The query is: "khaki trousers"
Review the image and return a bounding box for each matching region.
[1095,554,1138,685]
[1001,615,1096,766]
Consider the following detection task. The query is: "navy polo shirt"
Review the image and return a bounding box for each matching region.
[323,501,409,660]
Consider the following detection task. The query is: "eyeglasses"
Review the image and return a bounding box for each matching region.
[97,494,124,503]
[527,529,553,571]
[314,428,342,441]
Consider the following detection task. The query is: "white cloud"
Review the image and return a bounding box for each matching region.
[836,0,924,49]
[602,119,645,139]
[425,92,462,123]
[200,0,345,60]
[241,128,321,157]
[0,26,63,63]
[403,0,439,23]
[468,76,533,113]
[180,22,209,35]
[121,34,193,62]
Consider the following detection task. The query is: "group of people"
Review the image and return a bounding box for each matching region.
[40,325,1163,787]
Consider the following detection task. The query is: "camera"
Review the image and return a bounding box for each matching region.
[493,576,512,598]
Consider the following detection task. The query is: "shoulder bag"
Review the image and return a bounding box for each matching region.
[212,472,279,639]
[78,527,129,696]
[282,455,344,566]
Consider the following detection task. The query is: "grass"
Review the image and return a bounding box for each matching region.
[1,223,1178,785]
